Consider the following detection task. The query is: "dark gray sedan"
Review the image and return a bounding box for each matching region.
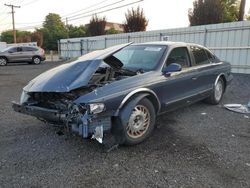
[12,42,233,146]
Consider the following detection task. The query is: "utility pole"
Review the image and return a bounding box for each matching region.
[66,17,69,38]
[4,4,21,43]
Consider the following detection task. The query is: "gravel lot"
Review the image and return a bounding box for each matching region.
[0,62,249,188]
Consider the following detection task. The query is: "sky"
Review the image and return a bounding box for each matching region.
[0,0,250,32]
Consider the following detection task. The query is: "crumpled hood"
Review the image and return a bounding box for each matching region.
[23,59,101,92]
[23,43,131,92]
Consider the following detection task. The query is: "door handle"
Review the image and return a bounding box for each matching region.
[192,77,197,80]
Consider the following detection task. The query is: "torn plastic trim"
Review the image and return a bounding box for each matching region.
[91,126,104,143]
[67,103,111,143]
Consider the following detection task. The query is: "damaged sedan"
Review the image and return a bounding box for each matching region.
[12,42,233,145]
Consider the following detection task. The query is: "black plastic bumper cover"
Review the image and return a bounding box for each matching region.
[12,101,64,124]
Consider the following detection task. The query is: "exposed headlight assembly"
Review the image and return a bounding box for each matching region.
[20,90,29,104]
[89,103,105,114]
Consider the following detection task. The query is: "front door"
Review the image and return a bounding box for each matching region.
[155,47,201,112]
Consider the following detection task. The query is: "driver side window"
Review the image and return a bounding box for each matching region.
[166,47,190,68]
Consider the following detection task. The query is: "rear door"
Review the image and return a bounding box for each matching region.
[22,47,36,61]
[189,46,219,95]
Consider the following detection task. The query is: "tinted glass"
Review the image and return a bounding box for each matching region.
[23,47,37,52]
[17,47,22,52]
[166,47,190,68]
[205,49,217,62]
[191,46,210,65]
[113,45,167,71]
[8,47,17,53]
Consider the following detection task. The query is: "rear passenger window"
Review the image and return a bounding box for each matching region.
[23,47,37,51]
[166,47,190,68]
[205,49,217,63]
[17,47,22,52]
[191,46,210,65]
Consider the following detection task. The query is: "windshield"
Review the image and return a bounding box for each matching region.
[113,45,167,71]
[0,46,13,52]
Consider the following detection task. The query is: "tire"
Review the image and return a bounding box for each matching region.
[121,98,156,145]
[32,56,41,65]
[206,77,225,105]
[0,57,7,66]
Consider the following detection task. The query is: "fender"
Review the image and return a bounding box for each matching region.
[114,88,161,116]
[214,73,226,86]
[112,93,149,144]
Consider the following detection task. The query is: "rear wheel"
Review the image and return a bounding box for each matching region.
[32,56,41,65]
[0,57,7,66]
[206,77,225,105]
[122,98,156,145]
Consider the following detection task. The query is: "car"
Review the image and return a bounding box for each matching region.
[12,41,233,146]
[0,45,46,66]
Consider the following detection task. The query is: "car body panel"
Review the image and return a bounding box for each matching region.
[12,41,233,144]
[24,43,132,92]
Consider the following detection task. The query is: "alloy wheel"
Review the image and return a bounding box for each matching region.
[127,105,151,139]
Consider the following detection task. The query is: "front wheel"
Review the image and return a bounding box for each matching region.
[121,98,156,145]
[32,56,41,65]
[206,77,225,105]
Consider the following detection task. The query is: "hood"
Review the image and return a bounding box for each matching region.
[23,43,132,92]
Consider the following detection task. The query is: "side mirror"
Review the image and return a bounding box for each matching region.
[162,63,182,75]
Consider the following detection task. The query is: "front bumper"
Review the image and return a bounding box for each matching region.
[12,101,64,123]
[12,102,112,141]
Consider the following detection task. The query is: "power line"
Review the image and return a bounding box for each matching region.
[4,3,21,43]
[20,0,40,6]
[67,0,143,22]
[15,0,128,27]
[15,0,143,30]
[62,0,110,18]
[65,0,125,20]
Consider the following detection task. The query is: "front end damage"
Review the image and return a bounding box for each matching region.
[12,43,139,144]
[12,93,112,144]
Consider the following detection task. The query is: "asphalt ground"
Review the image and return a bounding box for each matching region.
[0,61,249,188]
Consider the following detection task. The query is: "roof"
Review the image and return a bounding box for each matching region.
[132,41,210,50]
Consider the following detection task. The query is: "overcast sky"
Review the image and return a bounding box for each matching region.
[0,0,250,32]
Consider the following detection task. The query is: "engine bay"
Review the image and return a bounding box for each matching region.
[25,66,136,111]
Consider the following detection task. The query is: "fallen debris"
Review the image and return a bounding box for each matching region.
[224,104,250,114]
[244,115,249,119]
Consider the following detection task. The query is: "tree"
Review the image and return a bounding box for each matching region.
[31,31,43,47]
[247,9,250,20]
[124,6,148,32]
[1,30,14,43]
[189,0,241,26]
[105,28,120,35]
[221,0,240,22]
[68,25,87,38]
[16,31,32,43]
[189,0,224,26]
[1,30,32,43]
[87,15,106,36]
[238,0,246,21]
[41,13,68,50]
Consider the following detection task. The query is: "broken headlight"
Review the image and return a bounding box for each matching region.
[20,90,29,104]
[89,103,105,114]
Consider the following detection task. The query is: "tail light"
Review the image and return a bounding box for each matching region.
[41,48,45,54]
